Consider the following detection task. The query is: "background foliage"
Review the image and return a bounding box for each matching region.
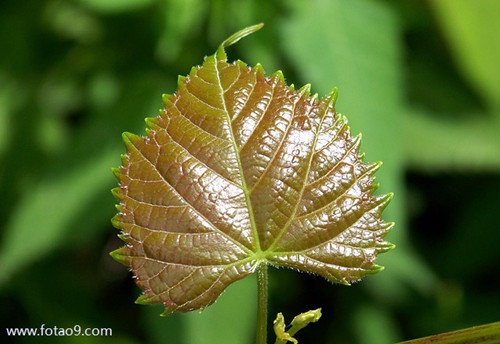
[1,0,499,343]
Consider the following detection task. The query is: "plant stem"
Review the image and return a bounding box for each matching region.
[256,263,268,344]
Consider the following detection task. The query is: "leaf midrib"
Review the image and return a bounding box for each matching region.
[213,55,263,255]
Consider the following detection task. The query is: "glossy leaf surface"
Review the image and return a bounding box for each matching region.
[111,25,394,313]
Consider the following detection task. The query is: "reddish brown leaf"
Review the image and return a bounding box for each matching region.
[111,24,394,314]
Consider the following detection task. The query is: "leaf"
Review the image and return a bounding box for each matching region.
[0,148,117,286]
[77,0,154,13]
[405,109,500,171]
[111,24,394,314]
[156,0,207,63]
[430,0,500,109]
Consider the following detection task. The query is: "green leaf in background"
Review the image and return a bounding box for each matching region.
[182,275,256,344]
[430,0,500,110]
[155,0,207,63]
[77,0,155,13]
[399,0,500,172]
[421,0,500,173]
[0,74,23,156]
[141,274,256,344]
[405,109,500,170]
[111,24,394,314]
[0,149,117,286]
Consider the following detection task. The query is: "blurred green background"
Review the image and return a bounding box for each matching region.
[1,0,499,343]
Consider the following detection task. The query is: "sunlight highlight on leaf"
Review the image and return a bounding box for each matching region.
[111,24,394,313]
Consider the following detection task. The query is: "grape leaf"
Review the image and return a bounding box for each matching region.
[111,24,394,314]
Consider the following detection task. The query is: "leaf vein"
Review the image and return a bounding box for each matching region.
[127,139,252,254]
[266,99,328,251]
[238,80,279,153]
[248,96,297,194]
[297,162,374,220]
[213,56,261,252]
[228,71,256,123]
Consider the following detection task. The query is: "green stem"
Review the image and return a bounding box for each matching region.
[256,263,268,344]
[398,320,500,344]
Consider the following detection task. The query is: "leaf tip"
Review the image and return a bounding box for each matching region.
[254,63,265,75]
[271,70,285,83]
[371,264,385,273]
[145,116,157,128]
[381,192,394,206]
[378,240,396,253]
[297,83,312,97]
[110,247,130,266]
[340,278,352,286]
[135,294,155,305]
[386,221,396,231]
[162,93,173,106]
[122,131,140,146]
[114,202,124,212]
[117,233,129,242]
[329,87,339,104]
[367,161,383,175]
[160,309,175,317]
[111,207,127,229]
[111,186,122,198]
[111,216,120,230]
[111,167,121,179]
[178,75,187,85]
[352,132,362,149]
[382,220,396,238]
